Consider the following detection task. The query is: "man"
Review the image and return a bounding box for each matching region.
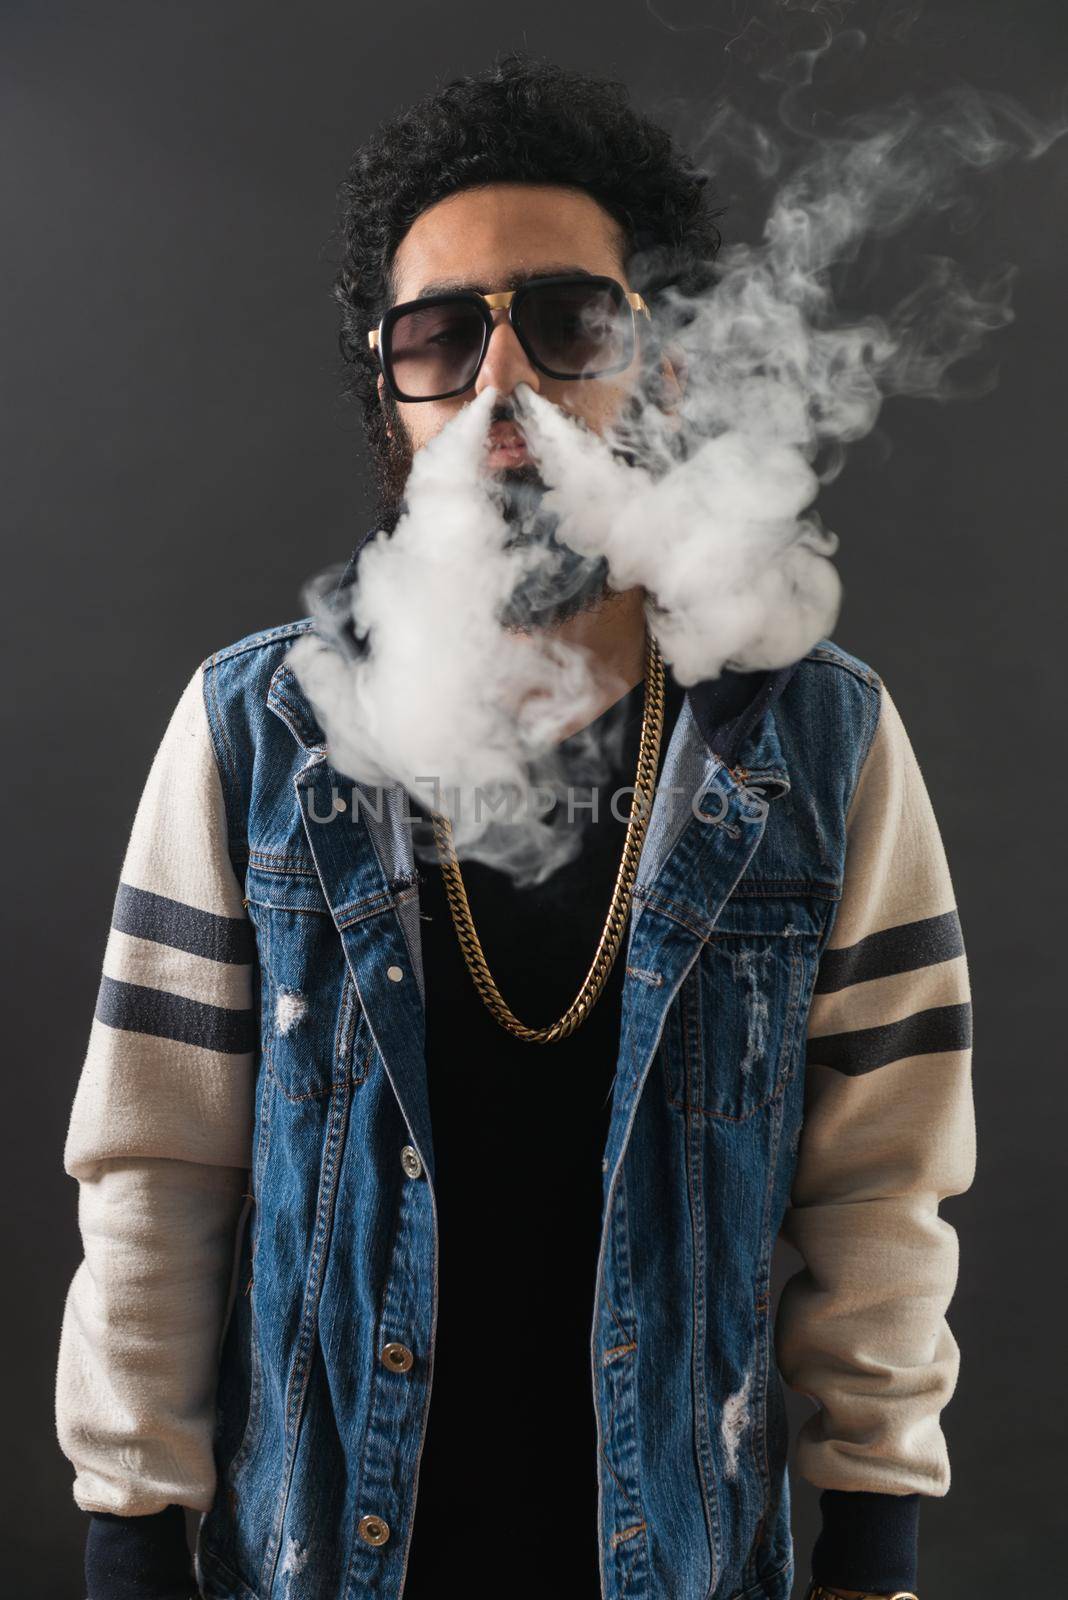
[56,54,975,1600]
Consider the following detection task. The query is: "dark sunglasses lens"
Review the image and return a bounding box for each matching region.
[519,282,631,376]
[386,301,486,399]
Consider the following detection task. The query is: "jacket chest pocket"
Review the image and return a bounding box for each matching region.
[662,899,827,1122]
[245,859,376,1101]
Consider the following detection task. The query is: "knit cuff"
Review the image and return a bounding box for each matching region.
[84,1503,196,1600]
[810,1489,921,1592]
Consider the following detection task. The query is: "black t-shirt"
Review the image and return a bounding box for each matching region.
[402,666,685,1598]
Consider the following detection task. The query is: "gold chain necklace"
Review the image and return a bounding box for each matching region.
[430,627,666,1043]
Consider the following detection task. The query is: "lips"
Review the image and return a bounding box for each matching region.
[485,420,532,466]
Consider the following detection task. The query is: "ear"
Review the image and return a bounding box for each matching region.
[652,347,687,429]
[376,373,394,441]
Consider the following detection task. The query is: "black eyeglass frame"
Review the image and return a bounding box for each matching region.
[367,273,651,403]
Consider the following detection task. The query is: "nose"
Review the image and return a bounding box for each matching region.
[474,309,541,400]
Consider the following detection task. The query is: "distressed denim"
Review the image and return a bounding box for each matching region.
[190,624,877,1600]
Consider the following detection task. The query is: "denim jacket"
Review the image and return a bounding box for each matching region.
[56,604,976,1600]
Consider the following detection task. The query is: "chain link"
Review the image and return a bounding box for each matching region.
[430,628,666,1043]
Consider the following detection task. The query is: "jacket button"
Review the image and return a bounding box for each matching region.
[381,1341,414,1373]
[357,1513,390,1546]
[386,964,404,982]
[401,1145,423,1179]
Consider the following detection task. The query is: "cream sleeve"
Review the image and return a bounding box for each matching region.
[55,664,257,1515]
[774,680,977,1497]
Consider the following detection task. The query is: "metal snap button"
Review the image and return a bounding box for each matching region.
[357,1513,390,1546]
[386,964,404,982]
[401,1145,423,1180]
[381,1341,414,1373]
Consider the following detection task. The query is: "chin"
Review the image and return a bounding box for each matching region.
[492,461,545,491]
[498,560,612,633]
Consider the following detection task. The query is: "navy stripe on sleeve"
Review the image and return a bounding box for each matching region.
[815,908,964,994]
[95,976,257,1055]
[807,1001,973,1075]
[112,882,255,964]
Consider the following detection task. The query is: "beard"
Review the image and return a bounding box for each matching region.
[370,393,613,631]
[485,462,612,630]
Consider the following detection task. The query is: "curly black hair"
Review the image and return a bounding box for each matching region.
[330,51,725,509]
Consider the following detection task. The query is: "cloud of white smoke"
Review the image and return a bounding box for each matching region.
[287,45,1065,884]
[286,387,617,880]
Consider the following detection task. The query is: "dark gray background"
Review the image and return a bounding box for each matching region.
[3,2,1065,1595]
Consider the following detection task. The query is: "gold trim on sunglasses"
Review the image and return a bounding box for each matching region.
[367,285,650,351]
[367,274,652,401]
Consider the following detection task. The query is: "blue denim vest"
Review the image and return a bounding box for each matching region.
[193,617,879,1600]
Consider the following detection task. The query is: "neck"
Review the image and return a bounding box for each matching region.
[518,584,649,744]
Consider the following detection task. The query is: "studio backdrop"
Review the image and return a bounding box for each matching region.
[2,3,1065,1597]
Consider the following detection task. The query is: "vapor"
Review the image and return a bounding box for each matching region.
[286,387,615,881]
[288,55,1065,885]
[513,74,1061,684]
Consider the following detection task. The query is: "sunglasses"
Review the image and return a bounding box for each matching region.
[368,273,650,403]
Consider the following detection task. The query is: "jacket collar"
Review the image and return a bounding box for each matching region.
[282,533,802,777]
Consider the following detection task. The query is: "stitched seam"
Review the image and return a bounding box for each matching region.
[208,619,315,665]
[266,1059,336,1102]
[198,1543,262,1600]
[205,656,240,802]
[802,642,880,687]
[355,1029,375,1085]
[723,878,841,901]
[667,1085,788,1123]
[260,1071,350,1595]
[245,897,333,916]
[610,1521,646,1548]
[334,975,356,1084]
[729,1552,794,1600]
[254,920,274,1171]
[203,656,249,875]
[682,964,722,1588]
[247,850,320,877]
[343,1198,406,1593]
[224,1195,265,1493]
[844,673,885,829]
[335,890,401,928]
